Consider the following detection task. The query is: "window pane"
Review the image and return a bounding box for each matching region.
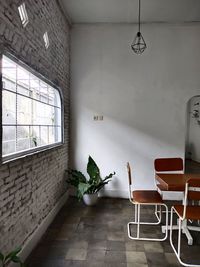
[16,126,30,151]
[17,84,30,96]
[17,95,32,125]
[2,56,16,92]
[33,101,53,125]
[49,127,55,144]
[40,81,48,103]
[54,107,61,126]
[30,126,40,148]
[55,126,61,143]
[17,66,29,89]
[2,76,16,92]
[2,126,16,155]
[30,75,40,100]
[48,87,55,105]
[54,89,61,108]
[40,126,48,146]
[2,91,16,124]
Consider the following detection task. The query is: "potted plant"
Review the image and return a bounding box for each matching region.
[0,247,25,267]
[66,156,115,205]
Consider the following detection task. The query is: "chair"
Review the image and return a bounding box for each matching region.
[170,179,200,266]
[127,162,168,241]
[154,158,184,201]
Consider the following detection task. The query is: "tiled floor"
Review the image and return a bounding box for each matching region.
[26,197,200,267]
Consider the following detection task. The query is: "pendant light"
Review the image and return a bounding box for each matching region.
[131,0,147,54]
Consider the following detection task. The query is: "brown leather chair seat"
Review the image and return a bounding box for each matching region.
[174,205,200,220]
[132,190,163,204]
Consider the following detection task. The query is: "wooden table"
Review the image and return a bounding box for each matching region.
[156,173,200,245]
[156,173,200,191]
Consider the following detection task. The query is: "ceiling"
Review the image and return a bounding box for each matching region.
[60,0,200,24]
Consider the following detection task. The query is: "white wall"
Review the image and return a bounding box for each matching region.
[186,96,200,162]
[71,23,200,198]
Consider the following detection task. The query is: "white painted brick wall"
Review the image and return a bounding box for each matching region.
[0,0,70,253]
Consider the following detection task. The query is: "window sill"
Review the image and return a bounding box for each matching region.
[1,142,64,164]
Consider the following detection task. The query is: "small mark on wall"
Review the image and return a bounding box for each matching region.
[93,115,103,121]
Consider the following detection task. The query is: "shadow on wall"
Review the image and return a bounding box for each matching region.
[185,95,200,163]
[71,106,183,192]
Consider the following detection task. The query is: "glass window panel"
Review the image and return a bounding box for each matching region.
[48,87,55,105]
[16,126,30,151]
[40,81,48,103]
[2,56,17,92]
[17,95,32,125]
[2,91,16,125]
[2,56,16,68]
[54,90,61,108]
[17,84,30,96]
[54,107,61,126]
[55,126,61,143]
[30,75,40,100]
[3,140,16,155]
[3,126,16,141]
[17,66,29,88]
[49,127,55,144]
[2,76,16,92]
[2,126,16,155]
[40,126,48,146]
[33,102,53,125]
[30,126,40,148]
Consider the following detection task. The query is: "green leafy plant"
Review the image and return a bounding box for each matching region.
[66,156,115,200]
[0,247,25,267]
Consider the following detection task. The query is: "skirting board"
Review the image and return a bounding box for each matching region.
[10,190,70,265]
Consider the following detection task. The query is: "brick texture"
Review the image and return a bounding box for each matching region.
[0,0,70,253]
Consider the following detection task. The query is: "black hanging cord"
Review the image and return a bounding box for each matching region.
[138,0,141,33]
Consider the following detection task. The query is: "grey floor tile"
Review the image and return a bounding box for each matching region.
[145,252,169,267]
[107,231,125,241]
[107,240,126,251]
[165,252,180,266]
[144,241,163,253]
[88,239,107,250]
[86,249,106,261]
[105,250,126,263]
[65,248,87,261]
[125,241,145,252]
[126,251,147,264]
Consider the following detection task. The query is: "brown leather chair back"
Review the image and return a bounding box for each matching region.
[154,158,183,172]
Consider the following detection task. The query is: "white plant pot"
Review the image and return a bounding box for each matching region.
[83,193,98,206]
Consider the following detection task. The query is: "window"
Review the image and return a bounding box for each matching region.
[43,32,49,49]
[18,3,29,27]
[1,54,63,162]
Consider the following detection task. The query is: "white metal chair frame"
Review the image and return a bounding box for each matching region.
[170,181,200,267]
[127,163,168,241]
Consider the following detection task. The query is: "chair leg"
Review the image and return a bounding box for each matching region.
[127,203,168,241]
[137,204,140,239]
[170,207,200,267]
[155,205,162,223]
[134,204,138,223]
